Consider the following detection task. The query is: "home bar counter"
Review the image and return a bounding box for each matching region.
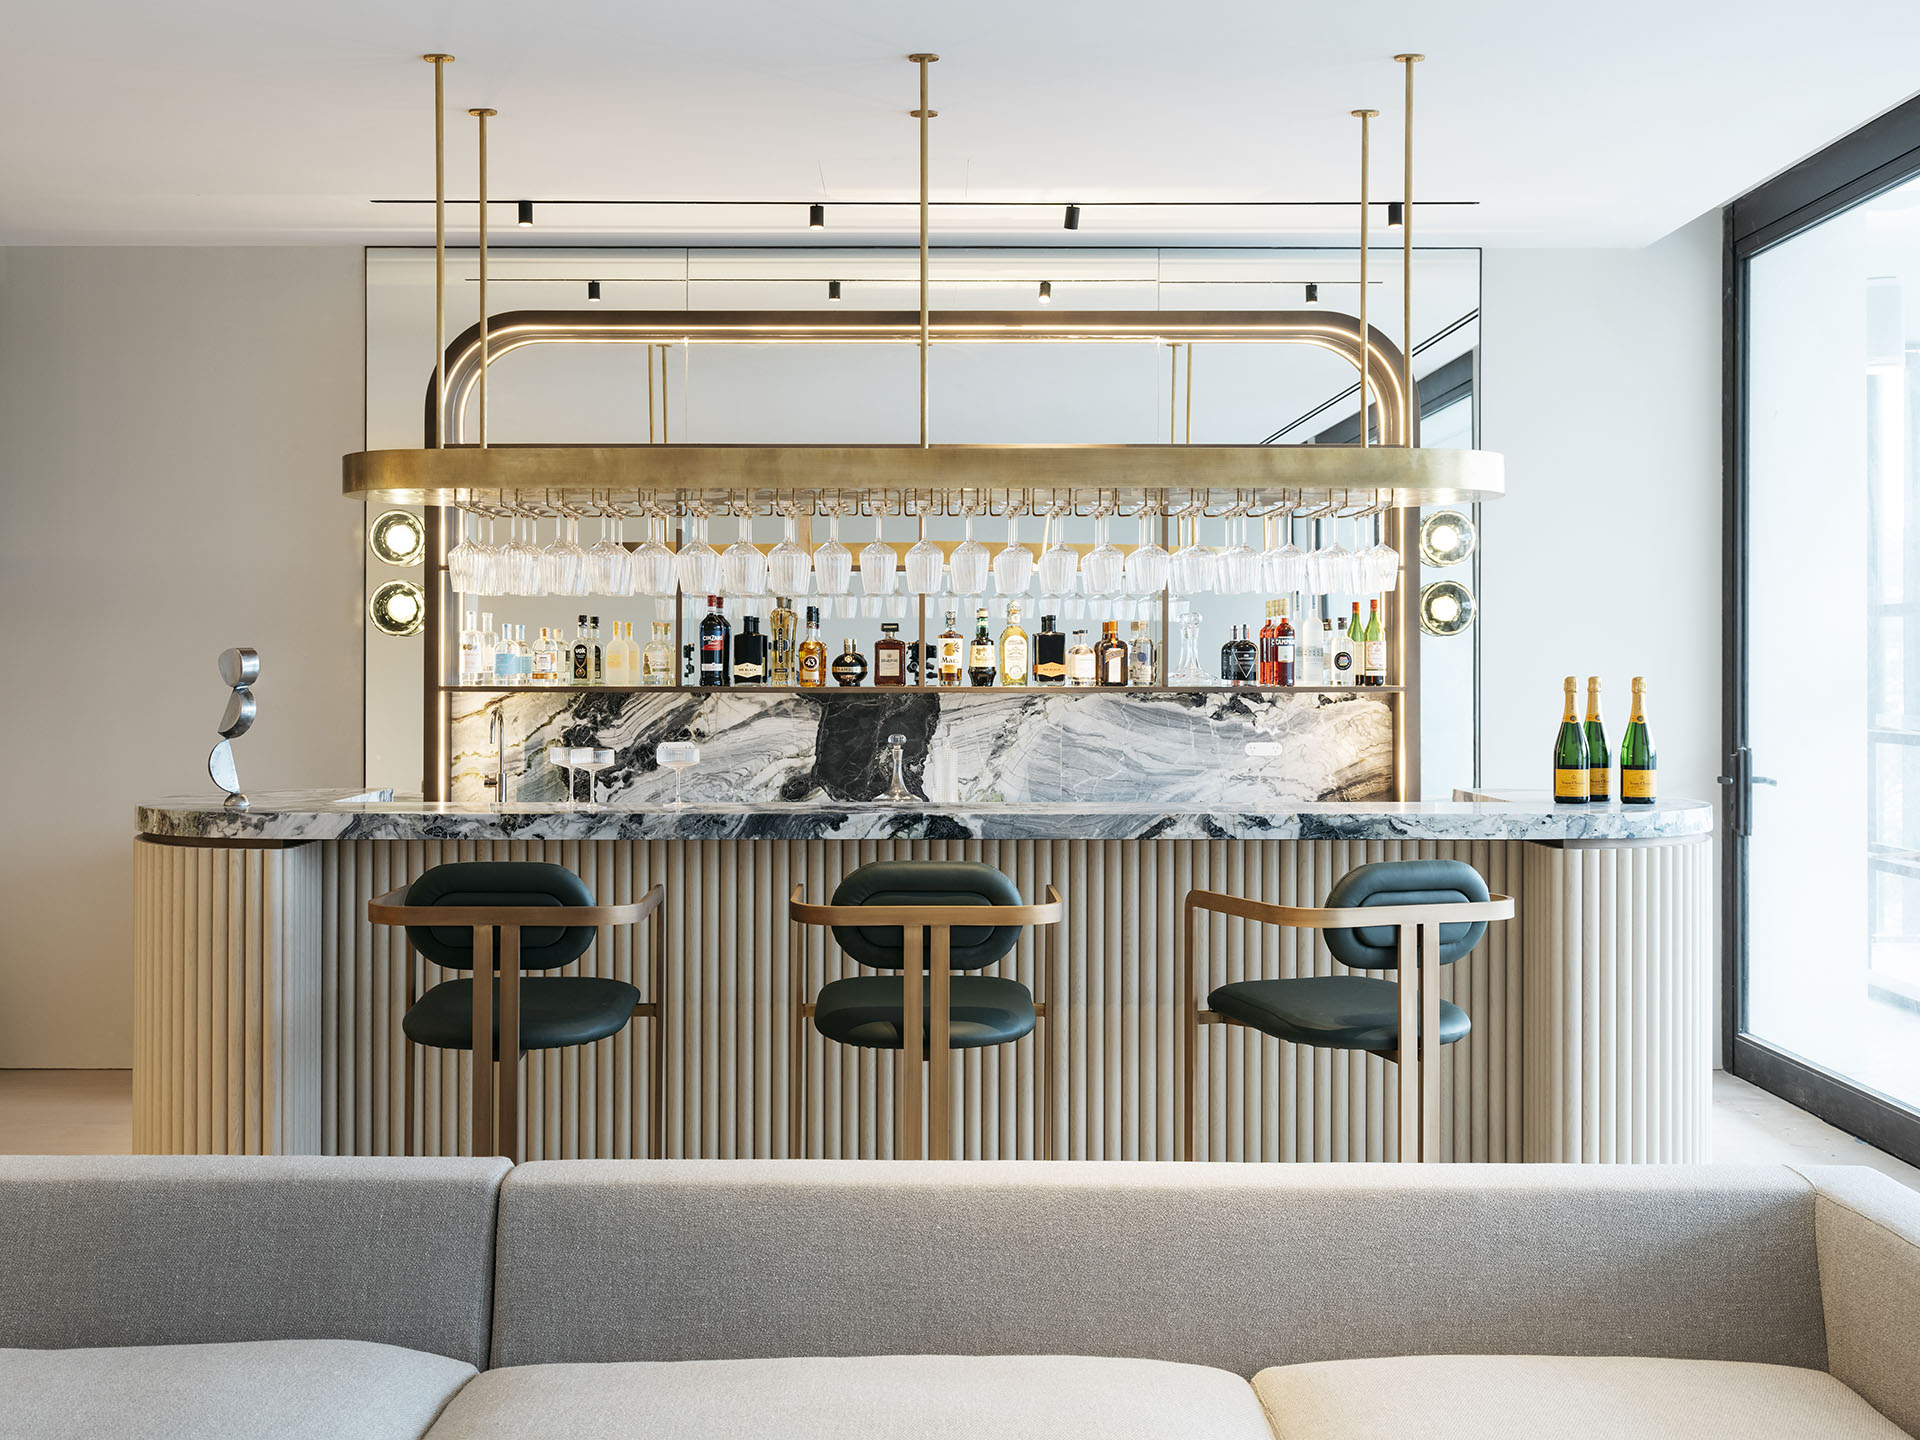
[133,793,1712,1166]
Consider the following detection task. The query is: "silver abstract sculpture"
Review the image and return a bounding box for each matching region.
[209,647,259,810]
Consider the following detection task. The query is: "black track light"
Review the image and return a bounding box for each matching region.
[1064,204,1081,230]
[828,280,842,301]
[587,280,602,302]
[1304,282,1319,306]
[1386,201,1403,229]
[1038,280,1053,303]
[517,199,534,227]
[808,202,825,229]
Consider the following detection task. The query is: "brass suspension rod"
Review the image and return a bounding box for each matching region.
[1395,54,1423,447]
[909,53,938,449]
[470,107,497,448]
[1352,108,1377,450]
[424,54,452,447]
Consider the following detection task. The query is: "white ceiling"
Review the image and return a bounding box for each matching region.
[4,0,1918,248]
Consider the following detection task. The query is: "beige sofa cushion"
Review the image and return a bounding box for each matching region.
[0,1338,476,1440]
[424,1354,1272,1439]
[1251,1354,1907,1439]
[1796,1165,1920,1438]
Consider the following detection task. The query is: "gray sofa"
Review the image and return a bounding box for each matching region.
[2,1156,1917,1438]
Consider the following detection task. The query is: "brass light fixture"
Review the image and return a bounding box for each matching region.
[370,580,427,636]
[369,509,426,565]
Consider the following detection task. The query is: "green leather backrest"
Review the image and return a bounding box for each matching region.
[404,861,597,972]
[1322,858,1490,971]
[830,860,1023,972]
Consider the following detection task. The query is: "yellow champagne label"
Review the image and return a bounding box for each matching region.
[1622,768,1656,800]
[1555,768,1590,800]
[1589,768,1610,800]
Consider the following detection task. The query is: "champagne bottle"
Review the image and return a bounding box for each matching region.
[1620,677,1656,804]
[1584,676,1610,804]
[1554,675,1591,805]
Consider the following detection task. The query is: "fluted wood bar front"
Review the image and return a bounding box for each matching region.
[131,798,1713,1164]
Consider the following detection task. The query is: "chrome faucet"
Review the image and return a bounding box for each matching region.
[488,707,508,805]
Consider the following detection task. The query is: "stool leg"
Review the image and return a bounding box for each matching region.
[403,1036,415,1158]
[1395,926,1419,1162]
[790,917,805,1160]
[652,902,666,1161]
[928,926,952,1162]
[1418,922,1442,1164]
[498,925,521,1164]
[901,928,924,1160]
[470,925,494,1159]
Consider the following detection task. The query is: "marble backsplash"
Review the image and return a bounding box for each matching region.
[451,688,1393,808]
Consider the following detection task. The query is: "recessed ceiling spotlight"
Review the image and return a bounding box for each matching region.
[587,280,602,302]
[1304,282,1319,305]
[1387,200,1403,229]
[828,280,843,301]
[517,199,534,227]
[1064,204,1081,230]
[1038,280,1053,303]
[808,202,825,229]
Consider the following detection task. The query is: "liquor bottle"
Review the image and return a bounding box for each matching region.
[1220,625,1238,683]
[641,622,672,687]
[493,619,517,685]
[1620,677,1657,805]
[831,637,868,686]
[1331,605,1359,686]
[968,607,997,686]
[1257,604,1278,685]
[1297,607,1325,685]
[1361,600,1387,686]
[1275,601,1297,687]
[874,622,908,686]
[572,615,592,685]
[459,610,487,684]
[1554,675,1592,805]
[1095,619,1128,686]
[768,598,798,685]
[1127,621,1157,686]
[936,610,965,687]
[531,626,561,685]
[732,614,769,684]
[999,604,1030,686]
[797,606,827,688]
[1317,618,1335,685]
[1067,629,1097,686]
[1584,676,1611,804]
[698,597,732,686]
[1231,625,1258,686]
[603,621,628,687]
[1032,614,1067,685]
[585,616,605,685]
[515,625,533,683]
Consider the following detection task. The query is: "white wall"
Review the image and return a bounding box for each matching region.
[0,247,365,1067]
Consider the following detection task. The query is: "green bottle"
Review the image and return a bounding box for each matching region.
[1554,675,1591,805]
[1584,677,1611,804]
[1620,676,1656,804]
[1361,599,1386,686]
[1346,603,1365,684]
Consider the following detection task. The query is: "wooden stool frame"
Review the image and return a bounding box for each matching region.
[788,883,1065,1161]
[1180,888,1513,1163]
[370,882,666,1161]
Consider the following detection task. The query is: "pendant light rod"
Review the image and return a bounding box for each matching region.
[466,107,491,449]
[909,52,938,449]
[1395,53,1423,447]
[1352,108,1377,450]
[424,54,452,447]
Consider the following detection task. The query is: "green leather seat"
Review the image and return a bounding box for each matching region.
[814,974,1037,1050]
[403,975,641,1053]
[1208,975,1471,1052]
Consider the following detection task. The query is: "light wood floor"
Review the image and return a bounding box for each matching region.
[3,1068,1918,1190]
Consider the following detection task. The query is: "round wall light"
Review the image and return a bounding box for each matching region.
[369,509,426,566]
[1419,579,1476,636]
[1418,509,1476,568]
[370,580,426,636]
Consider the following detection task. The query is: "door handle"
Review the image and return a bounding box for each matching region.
[1719,748,1771,837]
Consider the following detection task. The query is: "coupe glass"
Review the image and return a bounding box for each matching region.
[905,510,945,595]
[631,513,676,597]
[860,512,899,596]
[675,513,721,597]
[721,506,768,597]
[766,512,812,596]
[1082,512,1125,598]
[813,511,853,596]
[1037,511,1078,597]
[589,511,635,597]
[948,509,990,598]
[546,744,579,811]
[656,739,700,809]
[576,747,616,812]
[1169,513,1216,596]
[540,515,589,597]
[502,513,541,596]
[992,509,1034,596]
[1124,509,1169,596]
[1260,516,1306,595]
[1216,513,1260,595]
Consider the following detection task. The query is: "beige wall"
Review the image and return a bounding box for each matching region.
[0,247,364,1067]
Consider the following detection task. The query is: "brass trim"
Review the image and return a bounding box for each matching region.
[1351,109,1378,448]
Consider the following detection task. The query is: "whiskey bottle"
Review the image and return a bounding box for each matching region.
[1032,614,1067,685]
[936,610,965,687]
[1095,619,1128,686]
[572,614,592,684]
[1067,629,1096,687]
[732,614,769,684]
[831,637,868,686]
[1361,600,1386,686]
[875,622,908,686]
[797,606,827,688]
[768,597,798,685]
[1275,601,1296,687]
[698,597,732,686]
[641,622,672,687]
[1231,625,1258,686]
[968,607,997,686]
[1620,677,1657,805]
[999,604,1030,686]
[1127,620,1157,686]
[1584,677,1611,803]
[1554,676,1592,804]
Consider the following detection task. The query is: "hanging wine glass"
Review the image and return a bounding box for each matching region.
[448,508,481,594]
[948,506,991,598]
[1217,511,1260,595]
[1037,509,1078,596]
[631,511,676,597]
[473,512,505,597]
[1362,511,1401,592]
[992,505,1034,595]
[1260,512,1306,595]
[1082,510,1125,598]
[588,505,635,597]
[766,510,812,596]
[1124,507,1169,596]
[676,512,720,597]
[813,508,853,595]
[1169,511,1216,595]
[1305,519,1351,597]
[503,511,541,596]
[905,507,945,595]
[860,508,899,596]
[721,501,768,597]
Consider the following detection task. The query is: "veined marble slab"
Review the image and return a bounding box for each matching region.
[447,688,1394,808]
[136,793,1714,844]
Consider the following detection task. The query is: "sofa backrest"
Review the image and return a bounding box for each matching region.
[489,1159,1828,1375]
[0,1155,508,1368]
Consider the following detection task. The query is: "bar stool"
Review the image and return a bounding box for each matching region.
[789,860,1064,1160]
[369,861,666,1161]
[1180,859,1512,1163]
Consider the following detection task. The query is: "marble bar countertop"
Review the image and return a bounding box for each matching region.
[136,789,1714,844]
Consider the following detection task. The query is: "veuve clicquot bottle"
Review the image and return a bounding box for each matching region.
[1584,676,1610,804]
[1620,676,1656,804]
[1554,675,1591,805]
